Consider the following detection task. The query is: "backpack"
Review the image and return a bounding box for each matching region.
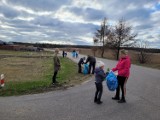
[106,71,118,91]
[83,64,89,75]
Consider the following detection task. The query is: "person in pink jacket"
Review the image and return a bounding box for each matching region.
[112,49,131,103]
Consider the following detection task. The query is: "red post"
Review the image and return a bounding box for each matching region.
[1,74,5,87]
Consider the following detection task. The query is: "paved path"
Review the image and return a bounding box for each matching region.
[0,52,160,120]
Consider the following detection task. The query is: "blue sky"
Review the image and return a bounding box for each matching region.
[0,0,160,48]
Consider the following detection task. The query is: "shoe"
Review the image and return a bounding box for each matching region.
[97,101,103,104]
[118,99,126,103]
[94,100,97,103]
[112,97,120,100]
[52,83,55,85]
[94,98,97,103]
[55,81,59,84]
[52,81,58,85]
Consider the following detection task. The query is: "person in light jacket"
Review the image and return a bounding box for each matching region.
[111,49,131,103]
[52,48,61,85]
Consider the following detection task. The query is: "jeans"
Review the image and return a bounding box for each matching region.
[94,82,103,102]
[89,62,96,74]
[52,71,58,83]
[115,76,127,100]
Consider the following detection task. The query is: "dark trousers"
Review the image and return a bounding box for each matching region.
[52,71,58,83]
[94,82,103,102]
[115,76,127,100]
[89,62,96,74]
[78,64,82,73]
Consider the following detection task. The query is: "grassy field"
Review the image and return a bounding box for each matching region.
[0,49,53,56]
[0,50,90,96]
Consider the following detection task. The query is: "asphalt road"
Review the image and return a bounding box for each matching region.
[0,52,160,120]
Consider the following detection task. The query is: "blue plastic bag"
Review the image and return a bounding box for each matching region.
[83,64,89,75]
[106,71,118,91]
[72,52,75,57]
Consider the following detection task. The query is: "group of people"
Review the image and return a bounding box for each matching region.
[93,49,131,104]
[78,55,96,74]
[72,50,79,58]
[52,48,131,105]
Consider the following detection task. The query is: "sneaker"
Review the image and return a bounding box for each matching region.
[94,99,97,103]
[55,81,59,84]
[97,101,103,104]
[112,97,120,100]
[118,99,126,103]
[52,83,55,85]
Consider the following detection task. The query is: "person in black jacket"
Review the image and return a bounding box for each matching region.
[85,55,96,74]
[62,51,65,58]
[78,57,85,73]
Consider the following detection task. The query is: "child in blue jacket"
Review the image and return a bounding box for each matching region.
[94,61,106,104]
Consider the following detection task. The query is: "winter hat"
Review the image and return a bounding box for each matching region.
[96,61,105,68]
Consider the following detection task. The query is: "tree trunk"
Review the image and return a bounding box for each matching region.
[116,47,120,60]
[101,47,104,58]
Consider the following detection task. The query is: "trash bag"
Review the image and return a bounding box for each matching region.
[106,71,118,91]
[72,52,75,57]
[83,64,89,75]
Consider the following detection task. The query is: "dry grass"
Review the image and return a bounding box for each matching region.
[75,48,160,69]
[0,57,49,82]
[0,50,92,96]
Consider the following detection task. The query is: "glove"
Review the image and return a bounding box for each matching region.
[106,72,109,76]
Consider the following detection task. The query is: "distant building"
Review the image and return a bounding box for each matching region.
[0,40,6,45]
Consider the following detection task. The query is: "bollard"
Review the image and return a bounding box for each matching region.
[1,74,5,87]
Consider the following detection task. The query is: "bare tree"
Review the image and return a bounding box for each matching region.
[110,19,137,60]
[137,40,151,63]
[94,18,111,58]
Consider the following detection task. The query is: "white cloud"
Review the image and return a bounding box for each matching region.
[151,11,160,22]
[71,0,102,10]
[0,0,159,48]
[54,6,84,23]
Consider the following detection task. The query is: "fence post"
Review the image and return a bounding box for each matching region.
[1,74,5,87]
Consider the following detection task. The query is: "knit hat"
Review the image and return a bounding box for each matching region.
[96,61,105,68]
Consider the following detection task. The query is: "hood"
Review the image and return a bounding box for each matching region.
[94,67,103,74]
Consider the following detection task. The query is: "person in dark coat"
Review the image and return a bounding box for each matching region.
[78,57,85,73]
[62,51,65,58]
[52,48,61,85]
[85,55,96,74]
[64,52,67,57]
